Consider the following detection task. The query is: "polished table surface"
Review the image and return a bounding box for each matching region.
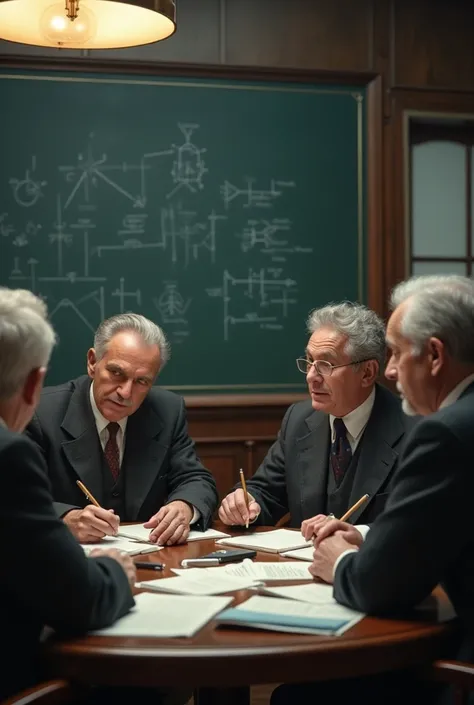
[44,526,455,696]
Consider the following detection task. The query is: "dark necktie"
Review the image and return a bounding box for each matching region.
[331,417,352,486]
[104,422,120,482]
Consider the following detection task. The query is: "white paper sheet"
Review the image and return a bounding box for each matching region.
[138,570,261,595]
[118,524,230,544]
[82,536,162,556]
[93,592,233,638]
[280,546,314,561]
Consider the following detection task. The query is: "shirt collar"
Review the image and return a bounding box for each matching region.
[0,416,6,429]
[439,373,474,410]
[330,386,376,442]
[89,382,128,437]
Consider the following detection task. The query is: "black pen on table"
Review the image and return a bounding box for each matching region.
[134,561,165,571]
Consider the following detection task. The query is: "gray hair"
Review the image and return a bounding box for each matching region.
[390,274,474,362]
[93,313,170,370]
[0,287,56,401]
[307,301,386,372]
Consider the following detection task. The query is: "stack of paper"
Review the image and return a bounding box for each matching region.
[138,569,261,596]
[82,536,162,556]
[93,592,233,637]
[215,594,364,636]
[173,559,312,582]
[118,525,230,544]
[217,529,311,554]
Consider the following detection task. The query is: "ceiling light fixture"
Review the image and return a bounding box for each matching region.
[0,0,176,50]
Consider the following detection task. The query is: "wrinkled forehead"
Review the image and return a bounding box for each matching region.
[306,328,348,360]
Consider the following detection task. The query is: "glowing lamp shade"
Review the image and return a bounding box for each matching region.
[0,0,176,49]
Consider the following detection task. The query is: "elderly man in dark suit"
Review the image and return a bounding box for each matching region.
[26,313,218,546]
[0,288,135,702]
[272,274,474,705]
[219,302,414,539]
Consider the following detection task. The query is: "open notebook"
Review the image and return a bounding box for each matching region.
[216,529,311,554]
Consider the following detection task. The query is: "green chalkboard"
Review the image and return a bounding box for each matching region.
[0,68,365,394]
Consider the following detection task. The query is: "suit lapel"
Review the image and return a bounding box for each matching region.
[60,377,104,504]
[347,385,404,523]
[122,400,165,521]
[295,411,331,522]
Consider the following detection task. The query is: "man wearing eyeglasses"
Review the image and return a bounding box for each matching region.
[219,302,415,537]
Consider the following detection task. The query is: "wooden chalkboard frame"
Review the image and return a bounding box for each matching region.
[0,54,383,407]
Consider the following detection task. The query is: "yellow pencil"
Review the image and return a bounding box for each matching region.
[239,468,250,529]
[339,493,370,522]
[76,480,101,508]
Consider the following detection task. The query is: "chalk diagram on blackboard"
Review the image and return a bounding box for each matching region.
[4,122,310,343]
[10,156,47,208]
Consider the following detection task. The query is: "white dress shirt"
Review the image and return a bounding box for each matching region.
[89,383,200,523]
[0,416,6,429]
[333,373,474,578]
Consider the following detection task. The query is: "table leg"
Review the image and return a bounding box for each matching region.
[194,686,250,705]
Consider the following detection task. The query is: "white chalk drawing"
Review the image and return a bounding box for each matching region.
[0,213,14,237]
[166,123,207,200]
[220,178,295,209]
[9,157,47,208]
[10,257,22,277]
[237,217,313,262]
[58,125,207,211]
[153,282,191,324]
[152,282,192,344]
[207,268,298,341]
[112,277,141,313]
[95,204,226,268]
[70,216,97,278]
[11,220,42,248]
[49,287,105,333]
[59,134,149,210]
[2,128,307,347]
[47,195,71,277]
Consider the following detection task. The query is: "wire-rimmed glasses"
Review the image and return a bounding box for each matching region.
[295,357,372,377]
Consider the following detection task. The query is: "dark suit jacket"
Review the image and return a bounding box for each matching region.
[334,381,474,660]
[243,383,415,527]
[25,376,218,528]
[0,425,134,701]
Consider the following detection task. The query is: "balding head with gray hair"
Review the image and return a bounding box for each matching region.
[307,301,386,373]
[94,313,170,371]
[0,287,56,401]
[390,274,474,363]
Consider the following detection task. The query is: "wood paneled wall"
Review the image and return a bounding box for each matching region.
[2,0,473,500]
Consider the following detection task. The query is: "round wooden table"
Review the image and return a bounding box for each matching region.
[44,527,455,705]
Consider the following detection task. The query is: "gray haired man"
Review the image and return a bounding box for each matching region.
[273,274,474,704]
[26,313,218,546]
[219,302,415,535]
[0,288,135,701]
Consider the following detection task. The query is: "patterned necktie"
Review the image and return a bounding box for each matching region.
[104,422,120,482]
[331,417,352,486]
